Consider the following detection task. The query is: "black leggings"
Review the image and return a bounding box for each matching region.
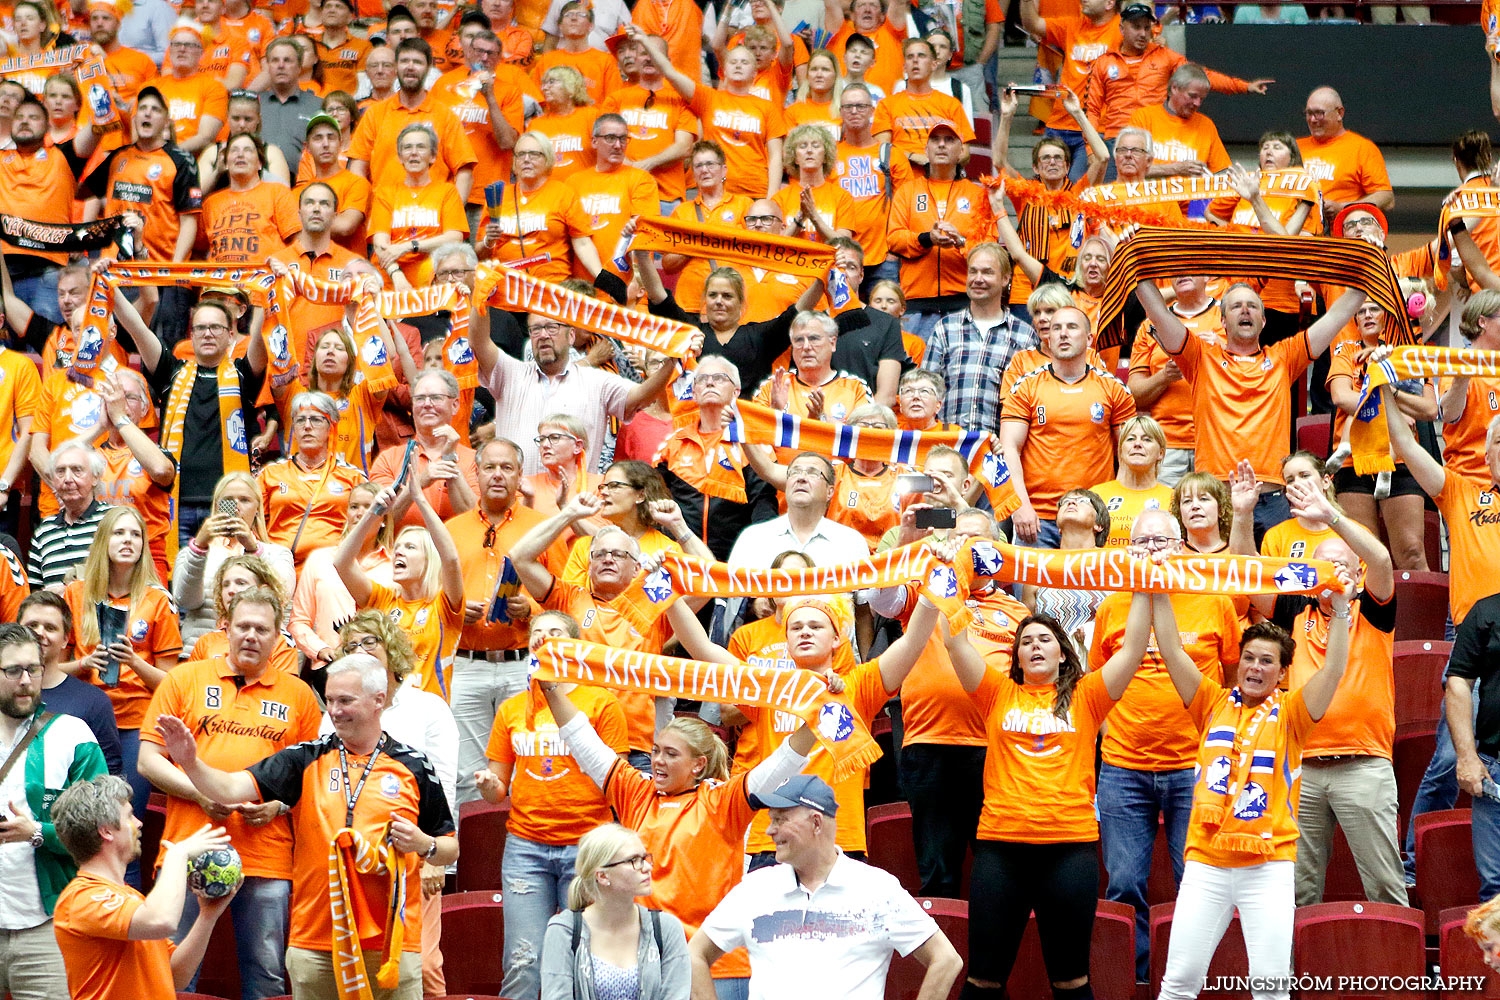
[967,840,1099,988]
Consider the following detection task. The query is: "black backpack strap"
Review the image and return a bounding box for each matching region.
[571,910,583,1000]
[650,908,663,958]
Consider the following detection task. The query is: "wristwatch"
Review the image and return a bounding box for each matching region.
[28,826,42,850]
[410,239,420,254]
[423,838,439,860]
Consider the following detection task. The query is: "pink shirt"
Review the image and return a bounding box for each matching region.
[288,544,395,660]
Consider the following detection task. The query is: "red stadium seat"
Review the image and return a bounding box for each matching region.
[885,898,967,1000]
[177,994,234,1000]
[965,151,993,182]
[868,711,902,807]
[1395,722,1438,845]
[1006,900,1135,1000]
[193,913,241,1000]
[867,802,920,894]
[456,800,509,893]
[1414,810,1478,934]
[1393,640,1452,729]
[1292,901,1426,1000]
[1148,902,1250,1000]
[1439,906,1500,999]
[441,891,506,996]
[1296,413,1333,459]
[1392,571,1450,644]
[972,116,992,148]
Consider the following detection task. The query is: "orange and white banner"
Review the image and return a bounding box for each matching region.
[1078,168,1321,208]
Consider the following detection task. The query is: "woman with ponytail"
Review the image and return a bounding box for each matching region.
[542,822,690,1000]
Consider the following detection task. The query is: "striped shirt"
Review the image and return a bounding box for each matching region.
[28,500,111,589]
[921,307,1038,435]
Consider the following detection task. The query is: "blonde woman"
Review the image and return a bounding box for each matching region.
[61,506,182,824]
[773,122,853,244]
[290,481,395,668]
[530,65,595,181]
[173,470,295,654]
[542,823,690,1000]
[786,50,844,140]
[1090,414,1174,549]
[185,553,299,673]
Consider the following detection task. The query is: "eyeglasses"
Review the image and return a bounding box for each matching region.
[1115,146,1149,156]
[590,548,638,563]
[193,323,231,334]
[0,664,42,680]
[341,635,383,656]
[694,372,735,386]
[529,322,569,335]
[534,432,578,445]
[601,852,653,871]
[599,481,636,492]
[291,414,330,426]
[841,102,872,111]
[515,150,547,161]
[900,385,938,398]
[787,468,832,485]
[434,269,475,281]
[412,393,456,404]
[744,214,780,225]
[1130,535,1176,551]
[594,133,629,144]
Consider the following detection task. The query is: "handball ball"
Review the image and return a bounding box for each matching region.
[188,845,244,899]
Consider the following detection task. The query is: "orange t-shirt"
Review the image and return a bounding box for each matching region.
[1434,470,1500,626]
[828,462,905,550]
[973,668,1115,842]
[750,371,870,457]
[312,33,371,94]
[772,177,857,245]
[667,193,754,313]
[292,170,373,255]
[90,142,203,262]
[528,106,596,182]
[33,368,113,517]
[1001,347,1104,397]
[631,0,705,78]
[1040,14,1122,131]
[1001,365,1136,518]
[54,874,173,1000]
[1127,304,1223,450]
[347,91,479,190]
[578,165,660,280]
[1259,517,1335,561]
[786,99,842,142]
[99,445,172,584]
[1182,680,1315,868]
[1286,593,1396,758]
[266,241,363,347]
[829,21,906,96]
[148,73,229,147]
[687,87,786,198]
[369,441,481,528]
[887,175,995,301]
[1439,375,1500,485]
[486,686,628,844]
[445,504,563,651]
[739,265,809,324]
[963,585,1033,671]
[543,579,672,753]
[432,66,527,205]
[0,347,39,476]
[737,658,891,854]
[1325,341,1428,469]
[559,528,677,587]
[1297,129,1392,207]
[200,180,301,264]
[66,583,183,729]
[367,582,466,699]
[1089,590,1240,770]
[600,86,699,203]
[872,88,974,159]
[890,584,987,749]
[1126,104,1230,175]
[139,656,321,877]
[1170,329,1313,484]
[480,177,592,285]
[605,763,755,978]
[187,628,301,675]
[1089,478,1175,548]
[834,140,912,268]
[532,47,623,105]
[256,454,365,561]
[103,45,158,111]
[0,144,79,266]
[368,179,469,286]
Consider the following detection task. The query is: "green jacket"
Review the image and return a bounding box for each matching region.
[14,709,107,914]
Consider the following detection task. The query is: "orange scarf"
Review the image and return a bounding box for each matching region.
[629,216,836,280]
[1351,344,1499,473]
[1439,183,1500,233]
[0,45,121,132]
[160,357,247,562]
[328,825,407,1000]
[534,637,881,781]
[723,397,1021,518]
[1078,168,1320,208]
[653,409,749,502]
[1191,689,1287,858]
[478,262,701,359]
[1095,228,1415,350]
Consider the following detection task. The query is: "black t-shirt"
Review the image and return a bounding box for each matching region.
[144,353,267,503]
[649,294,798,397]
[1449,592,1500,756]
[833,307,912,391]
[1272,587,1398,636]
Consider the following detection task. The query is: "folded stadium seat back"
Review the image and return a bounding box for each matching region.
[1005,900,1135,1000]
[1292,901,1426,1000]
[1438,906,1500,999]
[1391,571,1450,645]
[866,801,920,894]
[1395,721,1440,847]
[440,890,506,996]
[1296,413,1333,460]
[885,898,967,1000]
[455,800,509,893]
[1147,902,1250,1000]
[1392,640,1452,729]
[1414,810,1478,935]
[192,912,241,1000]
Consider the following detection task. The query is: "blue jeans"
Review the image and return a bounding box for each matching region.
[906,308,943,345]
[860,255,901,300]
[1474,755,1500,900]
[1253,489,1292,549]
[1012,516,1060,550]
[1042,126,1091,183]
[178,502,212,550]
[627,749,652,774]
[501,834,577,1000]
[11,268,61,326]
[175,876,290,1000]
[1097,763,1197,982]
[117,728,152,888]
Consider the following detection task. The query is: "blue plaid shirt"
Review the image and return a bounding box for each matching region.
[921,307,1038,435]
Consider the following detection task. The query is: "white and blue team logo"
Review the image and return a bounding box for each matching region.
[130,618,149,642]
[448,337,474,365]
[269,324,290,364]
[982,450,1010,487]
[87,83,112,122]
[818,703,855,743]
[380,773,401,798]
[71,392,103,431]
[1205,755,1232,795]
[1233,781,1269,820]
[1089,401,1105,424]
[225,410,248,455]
[970,541,1004,578]
[1274,562,1319,592]
[362,336,388,367]
[75,326,103,365]
[928,564,958,598]
[642,567,674,604]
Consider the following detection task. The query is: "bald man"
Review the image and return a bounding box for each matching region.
[1297,86,1394,226]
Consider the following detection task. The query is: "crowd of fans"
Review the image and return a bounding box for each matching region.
[0,0,1493,999]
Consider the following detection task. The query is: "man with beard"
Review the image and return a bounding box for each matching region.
[347,37,476,200]
[89,0,158,113]
[0,622,108,1000]
[137,589,320,1000]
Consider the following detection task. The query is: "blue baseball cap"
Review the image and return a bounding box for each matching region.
[749,774,838,817]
